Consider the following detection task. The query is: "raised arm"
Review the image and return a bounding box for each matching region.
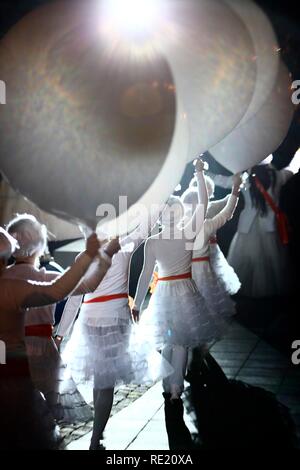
[205,175,241,234]
[206,195,230,219]
[71,239,120,294]
[132,238,156,315]
[184,160,208,238]
[13,234,100,308]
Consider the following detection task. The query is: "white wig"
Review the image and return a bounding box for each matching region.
[0,227,19,259]
[161,195,185,226]
[6,214,47,258]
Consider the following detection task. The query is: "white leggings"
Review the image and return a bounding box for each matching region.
[161,345,189,398]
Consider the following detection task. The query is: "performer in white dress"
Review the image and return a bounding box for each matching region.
[0,229,107,449]
[181,174,241,328]
[3,214,119,424]
[186,175,241,295]
[211,154,299,297]
[57,206,171,450]
[131,160,226,400]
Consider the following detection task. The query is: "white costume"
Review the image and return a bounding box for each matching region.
[206,198,241,295]
[191,193,239,329]
[213,162,296,297]
[0,243,99,449]
[1,263,106,423]
[134,170,224,396]
[59,210,171,391]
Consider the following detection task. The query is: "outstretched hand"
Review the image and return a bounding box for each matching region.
[104,238,121,258]
[131,308,140,324]
[85,233,101,259]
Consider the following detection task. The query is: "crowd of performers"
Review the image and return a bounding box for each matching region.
[0,155,298,450]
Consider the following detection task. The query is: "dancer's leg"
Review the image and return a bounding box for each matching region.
[161,345,193,450]
[90,387,114,450]
[169,345,188,399]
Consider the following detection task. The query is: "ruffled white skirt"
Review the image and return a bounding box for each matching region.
[63,313,173,390]
[25,336,93,424]
[139,278,226,350]
[209,243,241,295]
[228,217,291,298]
[192,261,236,332]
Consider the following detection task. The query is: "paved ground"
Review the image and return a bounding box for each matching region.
[63,321,300,450]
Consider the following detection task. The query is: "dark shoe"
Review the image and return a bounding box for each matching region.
[163,393,194,450]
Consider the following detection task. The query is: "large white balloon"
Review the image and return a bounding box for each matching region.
[210,62,294,173]
[157,0,257,160]
[0,0,189,235]
[226,0,280,125]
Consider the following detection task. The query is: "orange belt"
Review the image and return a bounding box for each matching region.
[158,272,192,282]
[150,272,191,294]
[192,257,210,263]
[83,293,128,304]
[25,324,53,338]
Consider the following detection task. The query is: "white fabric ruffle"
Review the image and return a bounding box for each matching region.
[25,336,93,424]
[139,278,226,350]
[63,316,173,390]
[228,216,291,298]
[209,243,241,295]
[192,260,236,332]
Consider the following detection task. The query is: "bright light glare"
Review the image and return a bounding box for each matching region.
[103,0,160,35]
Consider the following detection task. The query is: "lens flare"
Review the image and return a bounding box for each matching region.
[102,0,160,36]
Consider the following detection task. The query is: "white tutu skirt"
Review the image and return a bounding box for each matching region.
[25,336,93,424]
[63,316,173,390]
[139,278,226,350]
[192,261,236,333]
[228,218,291,298]
[209,243,241,295]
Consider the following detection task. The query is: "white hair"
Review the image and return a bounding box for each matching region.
[161,195,185,226]
[0,227,19,259]
[6,214,47,258]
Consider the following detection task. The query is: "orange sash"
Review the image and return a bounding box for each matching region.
[83,293,128,304]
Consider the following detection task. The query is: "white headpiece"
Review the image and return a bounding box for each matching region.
[6,214,47,258]
[0,227,19,259]
[161,195,184,227]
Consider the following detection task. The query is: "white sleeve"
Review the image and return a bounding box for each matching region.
[56,295,83,337]
[184,170,208,238]
[206,196,230,219]
[71,256,111,295]
[133,239,156,310]
[205,194,239,235]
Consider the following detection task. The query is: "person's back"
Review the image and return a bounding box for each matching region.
[2,264,56,326]
[150,233,193,278]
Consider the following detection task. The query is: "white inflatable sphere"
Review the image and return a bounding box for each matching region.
[157,0,257,160]
[226,0,280,125]
[210,62,294,173]
[0,0,189,235]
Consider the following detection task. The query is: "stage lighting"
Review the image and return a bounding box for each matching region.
[102,0,160,36]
